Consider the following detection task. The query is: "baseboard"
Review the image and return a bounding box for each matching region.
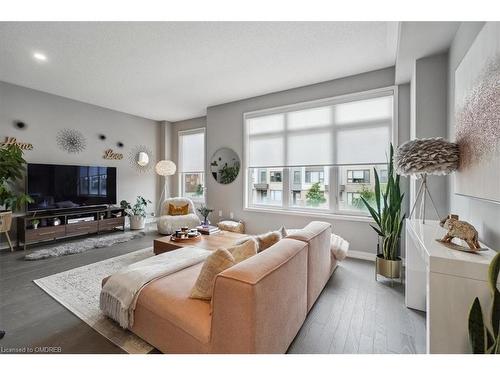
[347,250,376,261]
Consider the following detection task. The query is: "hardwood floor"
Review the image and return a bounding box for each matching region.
[288,258,426,354]
[0,229,425,354]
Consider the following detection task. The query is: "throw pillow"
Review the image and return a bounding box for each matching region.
[227,239,258,263]
[168,203,189,216]
[234,228,283,252]
[190,249,235,300]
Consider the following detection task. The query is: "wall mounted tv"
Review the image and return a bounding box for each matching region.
[27,163,117,212]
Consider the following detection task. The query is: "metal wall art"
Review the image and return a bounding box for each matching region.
[56,129,86,154]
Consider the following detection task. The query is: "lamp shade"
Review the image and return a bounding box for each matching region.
[155,160,176,176]
[394,137,460,177]
[137,152,149,166]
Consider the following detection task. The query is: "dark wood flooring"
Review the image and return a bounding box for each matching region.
[0,228,425,354]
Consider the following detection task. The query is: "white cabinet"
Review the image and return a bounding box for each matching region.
[405,219,498,353]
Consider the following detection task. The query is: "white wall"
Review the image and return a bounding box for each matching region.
[447,22,500,250]
[0,82,160,245]
[203,67,409,254]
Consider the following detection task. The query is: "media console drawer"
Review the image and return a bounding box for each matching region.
[25,226,66,241]
[66,221,99,235]
[99,217,124,231]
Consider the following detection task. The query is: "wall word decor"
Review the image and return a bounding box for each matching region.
[103,148,124,160]
[1,136,34,150]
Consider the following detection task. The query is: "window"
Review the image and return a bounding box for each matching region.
[347,169,370,183]
[305,169,324,184]
[260,170,267,183]
[270,171,282,182]
[178,128,205,202]
[244,87,396,216]
[293,170,301,184]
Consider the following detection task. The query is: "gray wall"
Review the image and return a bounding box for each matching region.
[0,82,160,247]
[447,22,500,250]
[204,67,408,254]
[410,53,449,219]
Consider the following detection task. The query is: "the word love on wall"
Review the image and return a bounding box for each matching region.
[103,148,123,160]
[1,136,34,150]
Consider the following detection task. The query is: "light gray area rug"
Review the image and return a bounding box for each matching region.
[25,231,146,260]
[33,247,155,354]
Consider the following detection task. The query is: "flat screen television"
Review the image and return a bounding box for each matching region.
[27,163,117,212]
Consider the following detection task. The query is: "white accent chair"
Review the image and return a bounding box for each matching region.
[156,197,201,235]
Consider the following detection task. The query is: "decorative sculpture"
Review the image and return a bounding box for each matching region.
[438,214,481,251]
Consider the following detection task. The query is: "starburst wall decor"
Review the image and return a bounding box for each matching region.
[57,129,87,154]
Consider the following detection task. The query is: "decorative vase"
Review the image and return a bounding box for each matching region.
[130,215,145,230]
[375,254,402,279]
[33,223,38,229]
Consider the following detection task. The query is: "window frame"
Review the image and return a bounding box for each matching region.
[178,127,206,204]
[243,86,398,219]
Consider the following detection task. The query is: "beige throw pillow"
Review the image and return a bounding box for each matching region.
[235,229,283,252]
[227,239,258,263]
[190,249,235,300]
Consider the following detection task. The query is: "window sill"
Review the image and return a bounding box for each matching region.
[243,206,375,223]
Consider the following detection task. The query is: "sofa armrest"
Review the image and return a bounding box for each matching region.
[209,238,308,353]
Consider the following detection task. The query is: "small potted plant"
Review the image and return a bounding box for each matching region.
[120,196,151,230]
[31,219,40,229]
[361,144,405,282]
[197,204,213,227]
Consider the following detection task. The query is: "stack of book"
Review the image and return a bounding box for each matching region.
[196,225,220,235]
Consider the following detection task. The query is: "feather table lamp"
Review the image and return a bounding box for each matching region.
[394,137,460,223]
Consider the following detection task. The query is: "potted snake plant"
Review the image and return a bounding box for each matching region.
[361,144,405,280]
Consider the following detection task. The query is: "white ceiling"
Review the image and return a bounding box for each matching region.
[0,22,399,122]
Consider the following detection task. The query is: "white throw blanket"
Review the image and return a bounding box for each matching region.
[100,247,211,329]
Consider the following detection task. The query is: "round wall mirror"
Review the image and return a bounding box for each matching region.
[210,148,240,184]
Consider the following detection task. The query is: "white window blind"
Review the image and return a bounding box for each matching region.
[245,92,394,168]
[179,130,205,172]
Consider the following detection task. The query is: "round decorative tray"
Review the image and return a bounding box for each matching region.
[170,233,201,242]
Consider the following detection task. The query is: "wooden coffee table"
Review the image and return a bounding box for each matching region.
[153,230,247,255]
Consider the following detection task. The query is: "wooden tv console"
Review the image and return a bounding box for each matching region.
[17,206,125,251]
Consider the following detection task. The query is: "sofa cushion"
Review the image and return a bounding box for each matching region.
[168,203,189,216]
[218,220,245,233]
[227,239,258,263]
[190,249,235,300]
[134,263,212,343]
[235,230,282,252]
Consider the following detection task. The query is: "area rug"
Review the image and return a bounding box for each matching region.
[33,247,155,353]
[25,231,146,260]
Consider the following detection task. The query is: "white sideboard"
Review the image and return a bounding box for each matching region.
[405,218,498,354]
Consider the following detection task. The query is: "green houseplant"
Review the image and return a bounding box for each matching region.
[306,182,327,207]
[120,196,151,230]
[197,204,213,226]
[361,144,405,280]
[0,144,33,211]
[468,252,500,354]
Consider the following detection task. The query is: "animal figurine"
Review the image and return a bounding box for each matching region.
[439,214,481,250]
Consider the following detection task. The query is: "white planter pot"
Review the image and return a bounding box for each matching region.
[129,215,145,230]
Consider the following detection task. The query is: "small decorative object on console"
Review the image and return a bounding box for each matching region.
[437,214,485,252]
[197,204,213,226]
[31,219,40,229]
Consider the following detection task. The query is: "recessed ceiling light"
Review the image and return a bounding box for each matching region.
[33,52,47,62]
